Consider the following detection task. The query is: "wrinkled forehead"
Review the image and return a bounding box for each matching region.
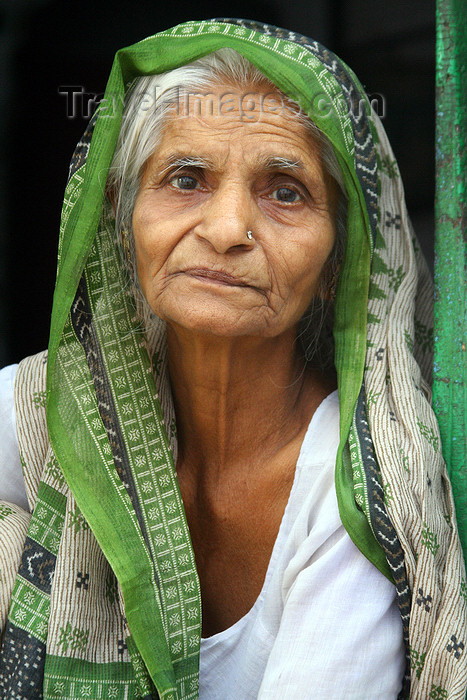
[127,77,307,125]
[145,84,324,174]
[138,82,323,170]
[160,84,304,124]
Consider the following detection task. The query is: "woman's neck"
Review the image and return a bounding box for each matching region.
[167,324,332,481]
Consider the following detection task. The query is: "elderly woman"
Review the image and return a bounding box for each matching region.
[0,18,466,700]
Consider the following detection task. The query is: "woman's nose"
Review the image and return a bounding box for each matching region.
[195,184,255,254]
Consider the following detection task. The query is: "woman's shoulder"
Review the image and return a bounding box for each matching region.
[0,350,49,511]
[293,388,340,510]
[270,389,342,590]
[0,363,19,406]
[0,362,27,510]
[0,363,19,417]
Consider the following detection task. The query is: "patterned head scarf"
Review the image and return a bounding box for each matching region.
[1,18,466,700]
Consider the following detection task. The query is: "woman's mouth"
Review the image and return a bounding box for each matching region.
[182,268,251,287]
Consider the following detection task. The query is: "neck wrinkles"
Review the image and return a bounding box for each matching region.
[167,324,318,480]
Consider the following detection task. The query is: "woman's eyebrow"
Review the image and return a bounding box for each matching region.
[260,156,304,171]
[158,154,214,175]
[158,154,303,171]
[154,153,308,180]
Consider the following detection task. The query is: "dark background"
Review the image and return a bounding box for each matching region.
[0,0,435,365]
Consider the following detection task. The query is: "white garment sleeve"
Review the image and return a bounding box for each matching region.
[257,521,406,699]
[0,364,29,511]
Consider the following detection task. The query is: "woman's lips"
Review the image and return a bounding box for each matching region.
[181,268,251,287]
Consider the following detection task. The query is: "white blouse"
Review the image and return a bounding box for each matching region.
[0,364,405,699]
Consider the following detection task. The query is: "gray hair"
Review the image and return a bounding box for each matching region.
[107,48,348,367]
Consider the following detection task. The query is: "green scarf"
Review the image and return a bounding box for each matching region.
[1,18,465,700]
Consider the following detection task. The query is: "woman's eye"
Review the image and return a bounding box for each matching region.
[271,186,301,203]
[170,175,199,190]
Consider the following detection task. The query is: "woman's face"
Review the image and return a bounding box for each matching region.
[132,83,337,339]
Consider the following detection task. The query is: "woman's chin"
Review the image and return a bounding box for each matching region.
[166,312,268,338]
[153,300,274,339]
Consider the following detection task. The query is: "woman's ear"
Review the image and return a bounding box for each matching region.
[105,181,118,216]
[317,263,340,302]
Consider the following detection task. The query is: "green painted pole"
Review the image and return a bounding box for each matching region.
[434,0,466,560]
